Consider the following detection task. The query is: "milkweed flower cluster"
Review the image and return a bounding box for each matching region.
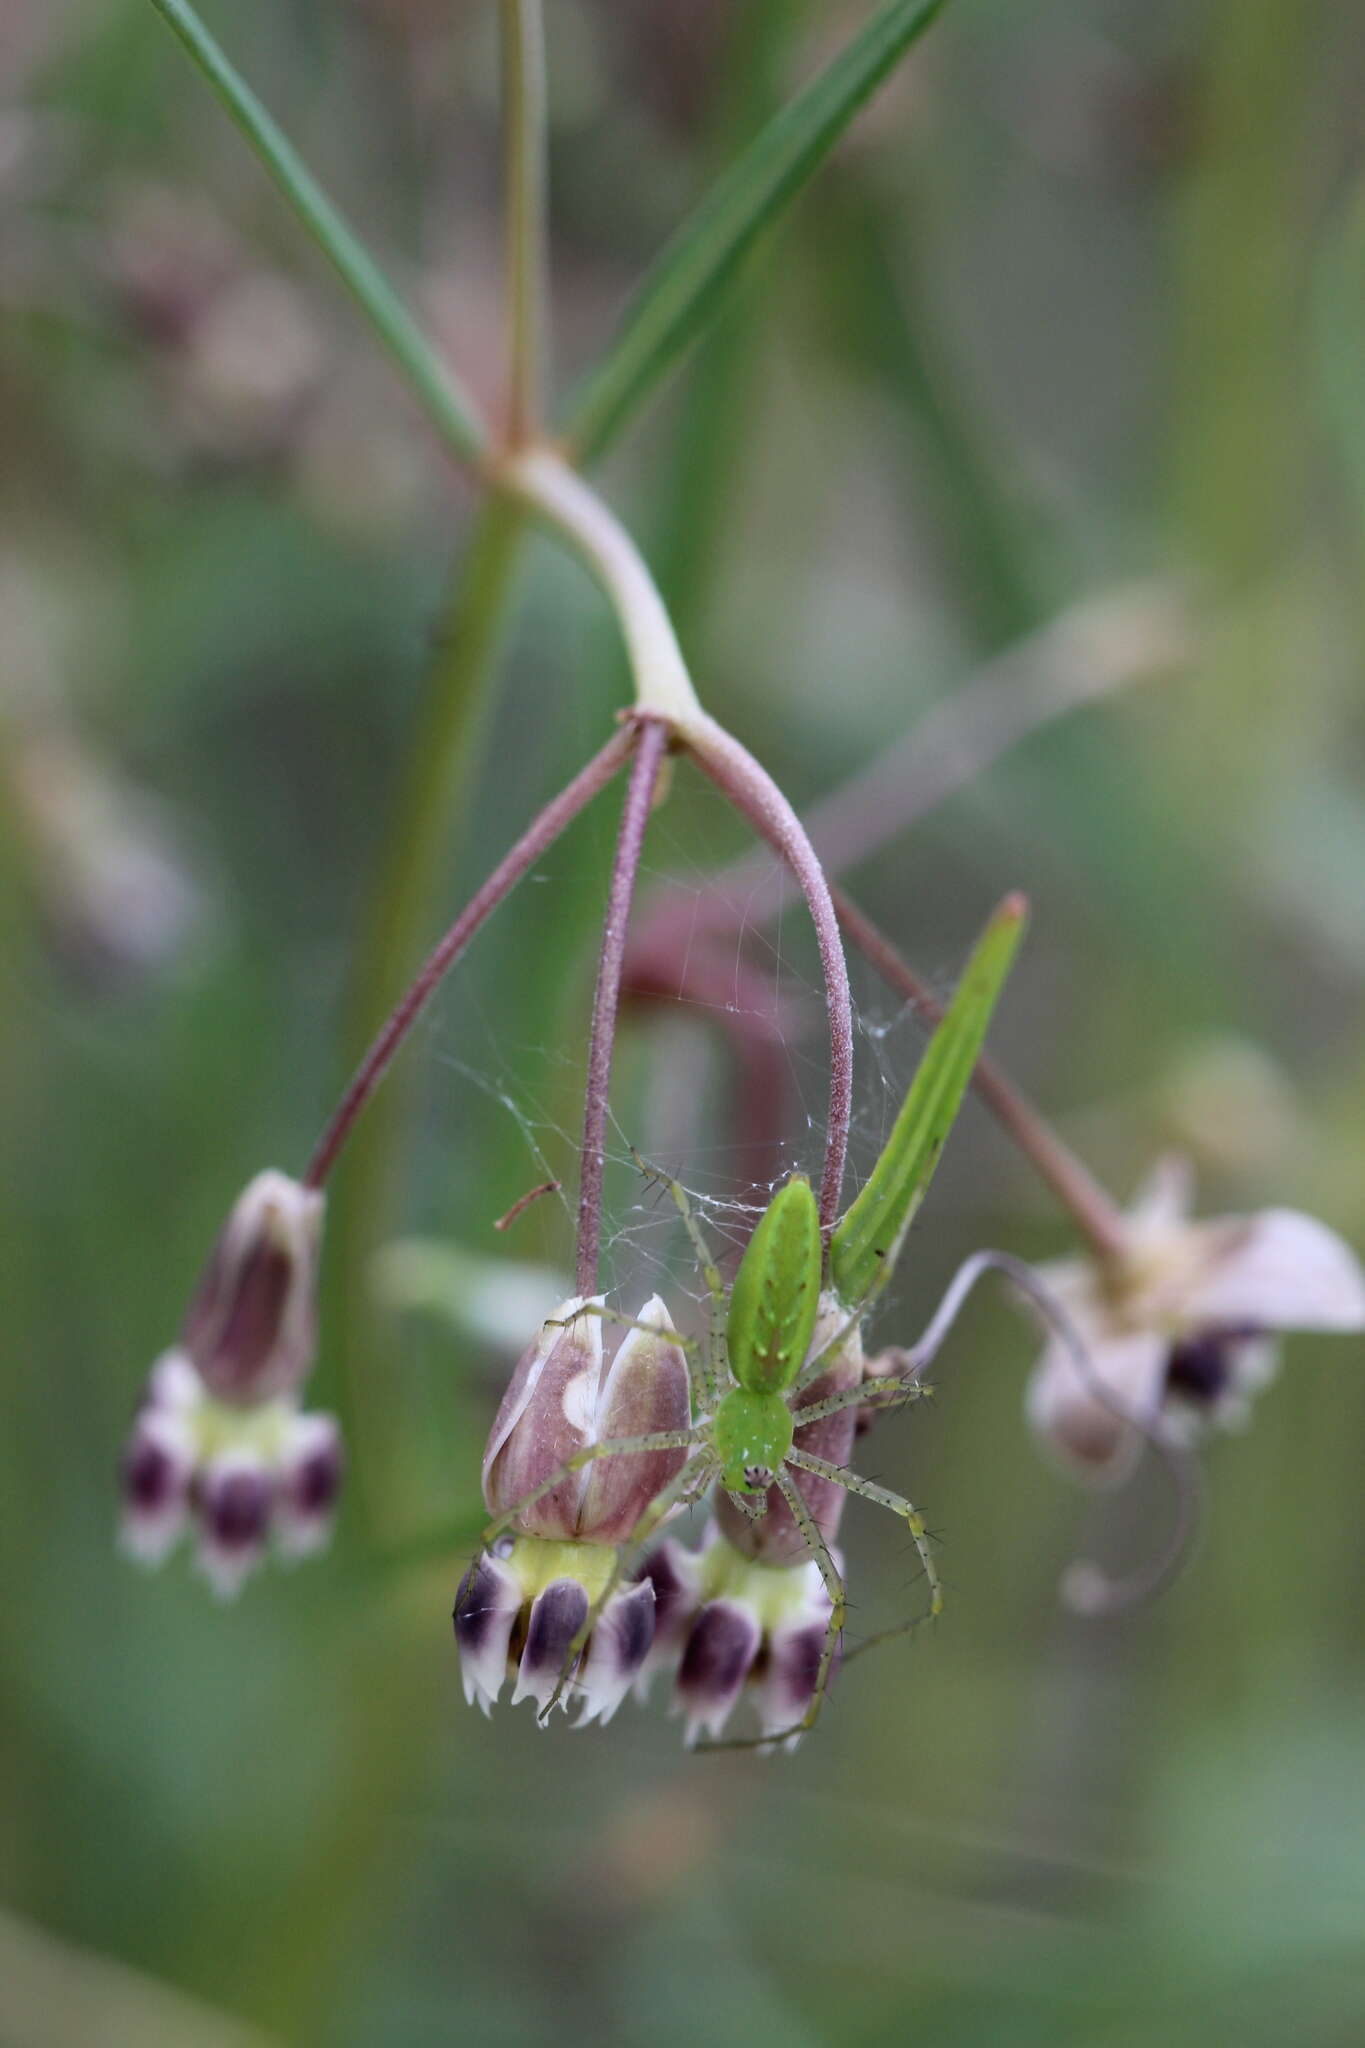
[119,1170,341,1595]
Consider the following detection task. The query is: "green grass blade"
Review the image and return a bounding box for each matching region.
[146,0,488,465]
[563,0,949,462]
[830,894,1026,1307]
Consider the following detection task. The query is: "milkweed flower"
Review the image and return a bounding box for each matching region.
[454,1295,691,1724]
[1027,1158,1365,1483]
[639,1530,836,1749]
[119,1169,339,1593]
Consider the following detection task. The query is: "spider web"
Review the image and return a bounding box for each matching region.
[419,767,973,1340]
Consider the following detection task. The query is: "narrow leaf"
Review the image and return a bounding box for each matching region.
[564,0,949,461]
[146,0,488,465]
[830,894,1026,1307]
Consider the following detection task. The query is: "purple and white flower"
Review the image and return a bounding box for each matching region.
[120,1347,342,1596]
[455,1294,691,1724]
[1027,1157,1365,1483]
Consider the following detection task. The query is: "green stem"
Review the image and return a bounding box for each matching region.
[500,0,550,445]
[146,0,488,468]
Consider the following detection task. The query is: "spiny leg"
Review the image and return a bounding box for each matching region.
[789,1375,929,1428]
[540,1447,719,1721]
[694,1462,847,1754]
[840,1610,935,1669]
[787,1446,943,1619]
[546,1301,699,1359]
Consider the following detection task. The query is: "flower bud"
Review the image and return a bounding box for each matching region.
[454,1534,659,1726]
[482,1296,690,1544]
[717,1294,862,1566]
[182,1170,324,1406]
[482,1297,603,1538]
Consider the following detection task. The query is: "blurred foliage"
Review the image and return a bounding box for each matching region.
[3,1,1365,2042]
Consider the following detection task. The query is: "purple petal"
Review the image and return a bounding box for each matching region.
[118,1410,194,1566]
[195,1455,273,1598]
[577,1580,656,1727]
[511,1579,590,1715]
[275,1412,344,1558]
[453,1552,522,1713]
[676,1600,762,1746]
[755,1617,838,1745]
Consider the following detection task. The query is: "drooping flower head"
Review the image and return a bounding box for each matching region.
[454,1294,691,1725]
[1027,1157,1365,1483]
[119,1169,339,1593]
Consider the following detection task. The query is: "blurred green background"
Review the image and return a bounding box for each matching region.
[5,1,1365,2041]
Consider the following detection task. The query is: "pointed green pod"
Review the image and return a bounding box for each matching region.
[726,1174,822,1394]
[830,894,1027,1308]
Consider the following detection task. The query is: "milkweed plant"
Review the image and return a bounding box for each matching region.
[118,0,1365,1750]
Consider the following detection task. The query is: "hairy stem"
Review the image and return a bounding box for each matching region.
[307,726,636,1189]
[684,712,853,1232]
[500,0,550,445]
[575,719,670,1292]
[833,888,1128,1260]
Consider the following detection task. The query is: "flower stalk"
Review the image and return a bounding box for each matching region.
[576,718,670,1293]
[305,726,635,1190]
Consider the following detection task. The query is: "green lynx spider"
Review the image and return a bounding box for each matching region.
[471,898,1027,1746]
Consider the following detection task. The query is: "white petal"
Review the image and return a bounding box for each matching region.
[1182,1210,1365,1333]
[452,1553,522,1711]
[1026,1329,1167,1487]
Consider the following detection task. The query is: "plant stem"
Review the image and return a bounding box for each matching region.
[306,726,636,1189]
[832,888,1128,1261]
[503,447,704,726]
[504,445,854,1234]
[575,718,669,1292]
[685,713,853,1234]
[146,0,488,467]
[500,0,550,446]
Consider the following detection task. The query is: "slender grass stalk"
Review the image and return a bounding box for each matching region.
[145,0,488,467]
[500,0,550,445]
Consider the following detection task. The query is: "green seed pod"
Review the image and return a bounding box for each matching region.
[725,1174,821,1395]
